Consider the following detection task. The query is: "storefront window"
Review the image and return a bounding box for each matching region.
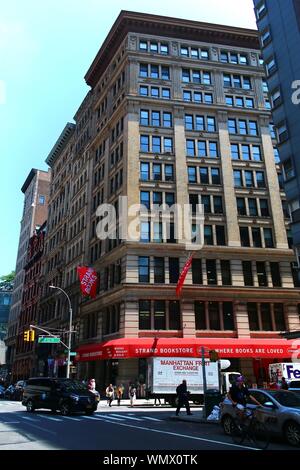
[248,303,259,330]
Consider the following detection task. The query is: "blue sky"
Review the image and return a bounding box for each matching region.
[0,0,256,275]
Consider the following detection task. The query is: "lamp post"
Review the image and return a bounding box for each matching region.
[49,285,73,379]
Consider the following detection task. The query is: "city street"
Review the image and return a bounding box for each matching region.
[0,400,296,451]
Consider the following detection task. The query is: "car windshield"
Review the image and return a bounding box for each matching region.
[268,390,300,408]
[56,380,88,392]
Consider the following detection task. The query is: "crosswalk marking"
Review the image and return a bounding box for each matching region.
[39,415,62,422]
[60,416,81,421]
[21,416,39,422]
[95,415,124,421]
[142,416,162,422]
[110,414,142,421]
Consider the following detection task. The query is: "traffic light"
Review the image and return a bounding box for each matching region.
[209,349,219,362]
[24,330,30,342]
[24,329,35,342]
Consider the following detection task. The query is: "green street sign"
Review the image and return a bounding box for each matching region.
[38,337,60,344]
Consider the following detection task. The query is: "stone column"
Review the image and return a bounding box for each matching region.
[285,303,300,332]
[181,300,196,337]
[218,111,241,247]
[235,301,250,337]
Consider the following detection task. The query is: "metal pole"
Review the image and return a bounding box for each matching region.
[49,286,73,379]
[201,347,207,415]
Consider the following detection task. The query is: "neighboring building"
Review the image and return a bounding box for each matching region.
[42,11,300,389]
[13,223,46,380]
[0,280,13,375]
[253,0,300,265]
[6,169,50,379]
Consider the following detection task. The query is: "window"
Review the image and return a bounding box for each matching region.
[242,144,250,160]
[274,304,285,330]
[153,163,162,181]
[151,87,159,98]
[154,257,165,283]
[139,41,148,51]
[183,90,192,101]
[236,97,244,108]
[201,167,209,184]
[154,300,166,329]
[243,261,253,286]
[223,302,235,330]
[164,137,173,153]
[231,144,240,160]
[140,64,148,77]
[256,171,265,188]
[266,57,277,75]
[169,301,181,330]
[140,135,149,152]
[140,110,149,126]
[249,121,258,136]
[165,164,173,181]
[195,115,205,131]
[38,195,45,205]
[226,96,234,106]
[213,196,223,214]
[248,303,259,330]
[237,198,247,216]
[163,112,172,127]
[216,226,226,245]
[239,55,248,65]
[257,262,267,286]
[185,114,193,130]
[271,89,282,107]
[264,228,274,248]
[195,301,206,329]
[150,42,158,53]
[209,142,218,158]
[139,300,151,329]
[206,260,217,285]
[265,99,271,110]
[192,259,202,284]
[233,75,242,88]
[151,65,159,78]
[182,69,190,82]
[153,192,162,206]
[160,44,169,55]
[202,195,211,214]
[192,70,201,83]
[188,166,196,183]
[240,227,250,247]
[162,88,171,99]
[201,49,209,60]
[231,53,238,64]
[207,117,216,132]
[140,162,149,181]
[256,2,267,20]
[140,221,150,242]
[205,93,213,104]
[166,193,175,207]
[260,199,269,217]
[161,66,170,80]
[223,74,232,87]
[269,123,276,139]
[261,304,272,330]
[151,111,160,127]
[270,263,281,287]
[234,170,243,187]
[152,136,161,153]
[221,52,229,63]
[203,72,211,85]
[181,46,189,56]
[243,77,251,90]
[252,146,261,162]
[283,159,295,179]
[228,119,237,134]
[252,227,262,247]
[211,168,221,184]
[246,98,254,108]
[262,79,268,93]
[186,140,195,157]
[239,120,247,135]
[153,222,163,243]
[139,86,148,96]
[248,198,258,216]
[191,48,199,58]
[221,260,231,285]
[169,258,179,283]
[204,225,213,245]
[209,302,220,329]
[139,257,150,282]
[140,191,150,210]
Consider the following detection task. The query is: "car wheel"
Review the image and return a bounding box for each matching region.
[222,415,234,436]
[284,421,300,447]
[60,403,71,416]
[26,400,35,413]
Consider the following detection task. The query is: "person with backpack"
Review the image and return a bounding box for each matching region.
[129,383,137,407]
[105,384,114,407]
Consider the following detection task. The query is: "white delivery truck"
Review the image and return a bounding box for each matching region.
[147,357,240,406]
[269,363,300,384]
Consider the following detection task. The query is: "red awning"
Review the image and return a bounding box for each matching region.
[75,337,300,361]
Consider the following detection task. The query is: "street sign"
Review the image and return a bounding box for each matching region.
[70,352,77,356]
[38,336,60,344]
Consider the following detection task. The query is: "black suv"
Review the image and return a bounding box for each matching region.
[22,378,100,415]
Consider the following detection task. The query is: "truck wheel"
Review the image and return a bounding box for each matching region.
[222,415,234,436]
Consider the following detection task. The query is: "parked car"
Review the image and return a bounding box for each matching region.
[22,377,100,415]
[220,389,300,446]
[0,385,5,398]
[288,380,300,395]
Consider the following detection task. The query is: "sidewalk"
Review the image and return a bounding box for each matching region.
[170,408,220,424]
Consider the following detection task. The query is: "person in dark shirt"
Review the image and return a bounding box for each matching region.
[227,376,261,419]
[175,380,192,416]
[281,377,289,390]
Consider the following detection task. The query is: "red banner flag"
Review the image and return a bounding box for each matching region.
[77,266,98,299]
[176,254,194,297]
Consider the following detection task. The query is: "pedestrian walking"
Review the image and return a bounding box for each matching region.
[105,384,114,407]
[154,395,161,406]
[175,380,192,416]
[281,377,289,390]
[116,384,124,406]
[129,383,137,407]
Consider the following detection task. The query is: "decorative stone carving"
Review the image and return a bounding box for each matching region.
[129,35,137,51]
[217,110,228,123]
[171,41,178,55]
[173,106,185,119]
